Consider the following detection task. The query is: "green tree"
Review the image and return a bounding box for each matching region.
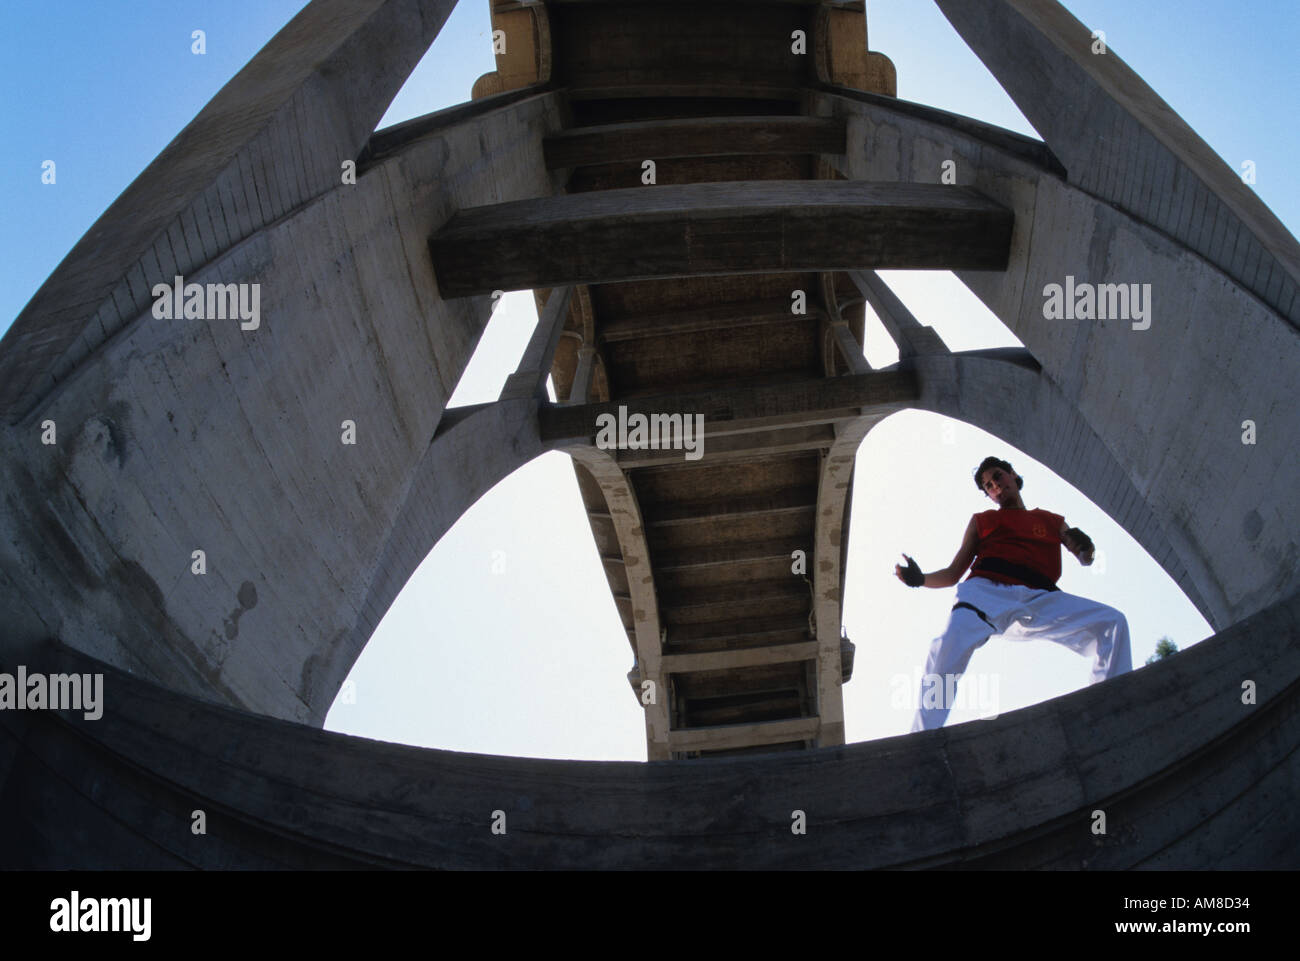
[1145,636,1179,665]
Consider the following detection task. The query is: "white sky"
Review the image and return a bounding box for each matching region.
[321,0,1285,759]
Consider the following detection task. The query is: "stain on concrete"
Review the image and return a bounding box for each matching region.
[299,652,324,711]
[113,558,166,614]
[21,486,103,594]
[84,402,133,469]
[223,580,258,640]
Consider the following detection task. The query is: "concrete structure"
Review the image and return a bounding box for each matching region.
[1,0,1297,867]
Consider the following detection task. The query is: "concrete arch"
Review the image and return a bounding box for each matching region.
[817,73,1299,628]
[905,348,1209,622]
[2,0,1298,869]
[561,444,670,758]
[0,2,566,722]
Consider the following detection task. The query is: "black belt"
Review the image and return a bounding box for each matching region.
[951,601,996,630]
[970,556,1060,592]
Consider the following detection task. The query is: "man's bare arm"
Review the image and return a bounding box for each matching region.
[895,517,979,588]
[1060,520,1095,565]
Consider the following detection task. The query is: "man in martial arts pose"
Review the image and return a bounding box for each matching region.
[895,456,1132,731]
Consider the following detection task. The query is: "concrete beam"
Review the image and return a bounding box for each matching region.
[560,444,671,760]
[829,321,871,374]
[429,181,1015,296]
[539,370,918,444]
[599,298,825,343]
[614,424,835,467]
[666,717,819,753]
[544,117,846,168]
[644,487,818,527]
[661,641,820,675]
[654,535,810,572]
[500,286,574,401]
[668,615,810,649]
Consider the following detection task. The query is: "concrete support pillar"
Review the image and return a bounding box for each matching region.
[829,320,871,375]
[567,345,598,406]
[849,269,947,358]
[500,286,574,401]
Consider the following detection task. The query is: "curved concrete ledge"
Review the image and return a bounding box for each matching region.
[2,588,1295,868]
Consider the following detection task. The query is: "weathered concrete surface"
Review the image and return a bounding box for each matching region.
[3,595,1296,868]
[817,81,1300,631]
[0,64,566,722]
[935,0,1300,328]
[2,0,1298,865]
[429,181,1015,295]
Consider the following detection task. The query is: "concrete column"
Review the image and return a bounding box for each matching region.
[567,346,598,406]
[500,286,574,401]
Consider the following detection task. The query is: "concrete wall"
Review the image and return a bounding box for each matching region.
[0,11,565,723]
[4,599,1295,868]
[817,87,1300,631]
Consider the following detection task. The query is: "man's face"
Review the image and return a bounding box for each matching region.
[980,466,1018,504]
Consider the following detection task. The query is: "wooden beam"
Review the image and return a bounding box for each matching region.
[661,584,809,623]
[654,536,810,572]
[565,84,805,103]
[600,297,824,343]
[544,117,846,169]
[615,424,836,467]
[667,717,819,752]
[430,181,1014,297]
[661,641,819,674]
[545,0,826,5]
[667,614,810,649]
[540,369,917,443]
[644,487,818,527]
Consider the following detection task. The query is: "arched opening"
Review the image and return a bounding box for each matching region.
[844,408,1212,738]
[323,289,645,758]
[324,447,647,759]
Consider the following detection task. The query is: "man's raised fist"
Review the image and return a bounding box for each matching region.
[896,553,925,587]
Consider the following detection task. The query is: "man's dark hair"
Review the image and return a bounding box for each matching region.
[974,456,1023,492]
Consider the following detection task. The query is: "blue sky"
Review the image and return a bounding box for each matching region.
[2,1,1295,758]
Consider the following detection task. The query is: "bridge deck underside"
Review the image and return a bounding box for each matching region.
[430,0,1015,758]
[515,3,894,758]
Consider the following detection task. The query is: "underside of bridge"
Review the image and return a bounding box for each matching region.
[454,0,968,759]
[1,0,1297,867]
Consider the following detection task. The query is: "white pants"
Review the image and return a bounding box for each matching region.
[912,577,1132,732]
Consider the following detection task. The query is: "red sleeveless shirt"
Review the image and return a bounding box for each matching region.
[964,508,1064,588]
